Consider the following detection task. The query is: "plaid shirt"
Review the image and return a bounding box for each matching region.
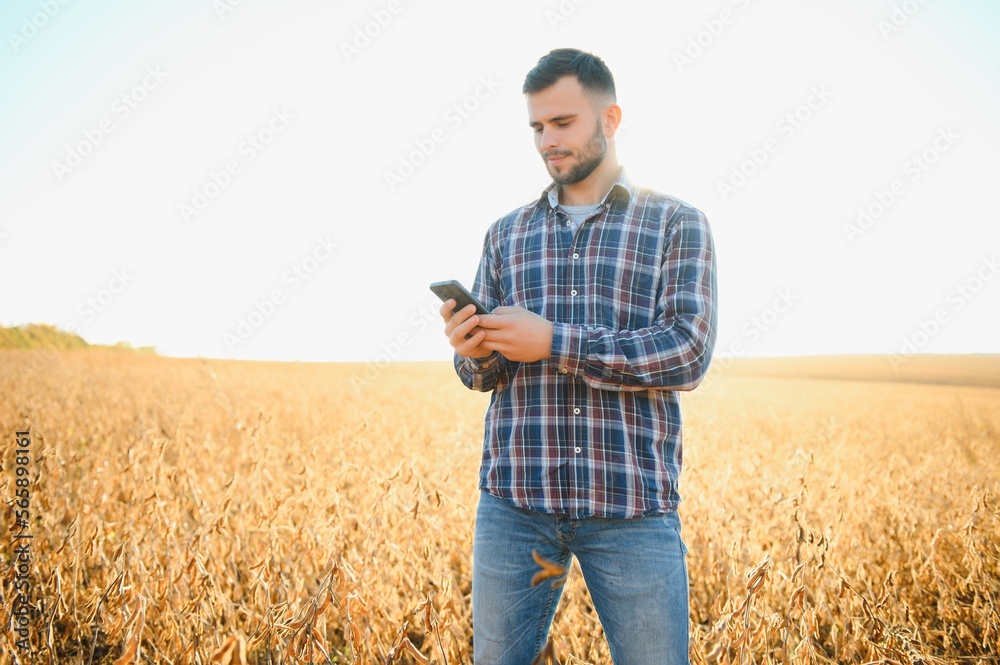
[454,168,717,519]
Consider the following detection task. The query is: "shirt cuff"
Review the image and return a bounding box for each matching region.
[464,351,501,372]
[549,322,587,376]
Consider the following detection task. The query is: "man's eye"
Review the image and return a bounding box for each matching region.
[557,122,570,128]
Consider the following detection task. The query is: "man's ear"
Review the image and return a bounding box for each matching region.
[602,102,623,137]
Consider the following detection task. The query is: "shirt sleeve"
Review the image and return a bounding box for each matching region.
[454,225,510,393]
[548,207,718,391]
[454,350,504,392]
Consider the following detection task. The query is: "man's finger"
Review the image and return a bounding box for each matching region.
[481,327,514,346]
[455,329,488,356]
[443,303,478,334]
[438,298,457,322]
[450,311,482,346]
[476,313,509,329]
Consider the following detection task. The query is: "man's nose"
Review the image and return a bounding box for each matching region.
[539,128,558,152]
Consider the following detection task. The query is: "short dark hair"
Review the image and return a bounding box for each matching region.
[522,48,616,103]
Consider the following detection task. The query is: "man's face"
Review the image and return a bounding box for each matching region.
[527,75,609,186]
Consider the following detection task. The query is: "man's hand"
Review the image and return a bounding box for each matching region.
[477,306,554,362]
[439,300,494,359]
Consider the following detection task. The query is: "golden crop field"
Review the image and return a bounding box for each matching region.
[1,349,998,664]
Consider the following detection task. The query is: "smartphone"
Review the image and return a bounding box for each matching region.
[429,279,490,315]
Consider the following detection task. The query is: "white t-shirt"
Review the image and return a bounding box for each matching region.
[546,185,610,236]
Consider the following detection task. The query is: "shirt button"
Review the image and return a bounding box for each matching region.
[574,447,582,454]
[573,408,581,415]
[570,289,577,296]
[572,252,579,259]
[565,220,571,226]
[560,368,568,374]
[605,203,611,209]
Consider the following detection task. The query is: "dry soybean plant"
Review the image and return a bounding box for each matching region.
[0,350,997,663]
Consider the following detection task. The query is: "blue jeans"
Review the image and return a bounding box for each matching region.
[472,490,690,664]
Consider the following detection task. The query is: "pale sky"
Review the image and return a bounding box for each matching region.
[2,1,998,364]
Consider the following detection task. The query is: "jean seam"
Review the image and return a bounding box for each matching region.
[532,549,569,659]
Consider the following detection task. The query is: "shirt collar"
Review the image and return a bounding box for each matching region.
[542,165,633,211]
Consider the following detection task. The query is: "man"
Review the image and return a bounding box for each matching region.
[439,48,717,664]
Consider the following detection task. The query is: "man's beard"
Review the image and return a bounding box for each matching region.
[545,119,607,186]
